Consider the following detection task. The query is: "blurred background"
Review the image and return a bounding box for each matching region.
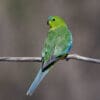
[0,0,100,100]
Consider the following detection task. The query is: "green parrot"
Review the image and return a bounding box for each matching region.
[26,16,73,96]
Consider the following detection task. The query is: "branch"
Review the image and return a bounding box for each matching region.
[0,57,42,62]
[0,54,100,64]
[67,54,100,64]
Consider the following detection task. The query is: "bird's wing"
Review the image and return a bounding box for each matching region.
[42,30,57,68]
[53,27,72,56]
[42,27,72,71]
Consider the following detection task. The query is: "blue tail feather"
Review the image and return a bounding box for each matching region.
[26,68,49,96]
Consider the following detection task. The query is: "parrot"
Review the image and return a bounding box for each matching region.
[26,16,73,96]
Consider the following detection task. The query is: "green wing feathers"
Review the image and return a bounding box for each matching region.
[42,25,72,64]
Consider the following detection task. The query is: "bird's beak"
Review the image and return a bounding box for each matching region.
[47,20,49,25]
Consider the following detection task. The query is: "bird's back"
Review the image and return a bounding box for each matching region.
[42,25,72,64]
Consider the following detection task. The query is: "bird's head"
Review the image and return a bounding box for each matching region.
[47,16,67,29]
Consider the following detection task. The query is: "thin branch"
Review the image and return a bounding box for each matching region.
[0,54,100,64]
[67,54,100,64]
[0,57,42,62]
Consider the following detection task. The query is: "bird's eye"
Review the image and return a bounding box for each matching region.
[52,18,55,21]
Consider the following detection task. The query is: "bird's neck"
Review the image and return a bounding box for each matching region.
[50,24,68,31]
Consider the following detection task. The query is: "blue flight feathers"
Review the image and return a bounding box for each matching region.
[26,68,49,96]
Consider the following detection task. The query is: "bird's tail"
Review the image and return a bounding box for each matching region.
[26,57,59,96]
[26,68,49,96]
